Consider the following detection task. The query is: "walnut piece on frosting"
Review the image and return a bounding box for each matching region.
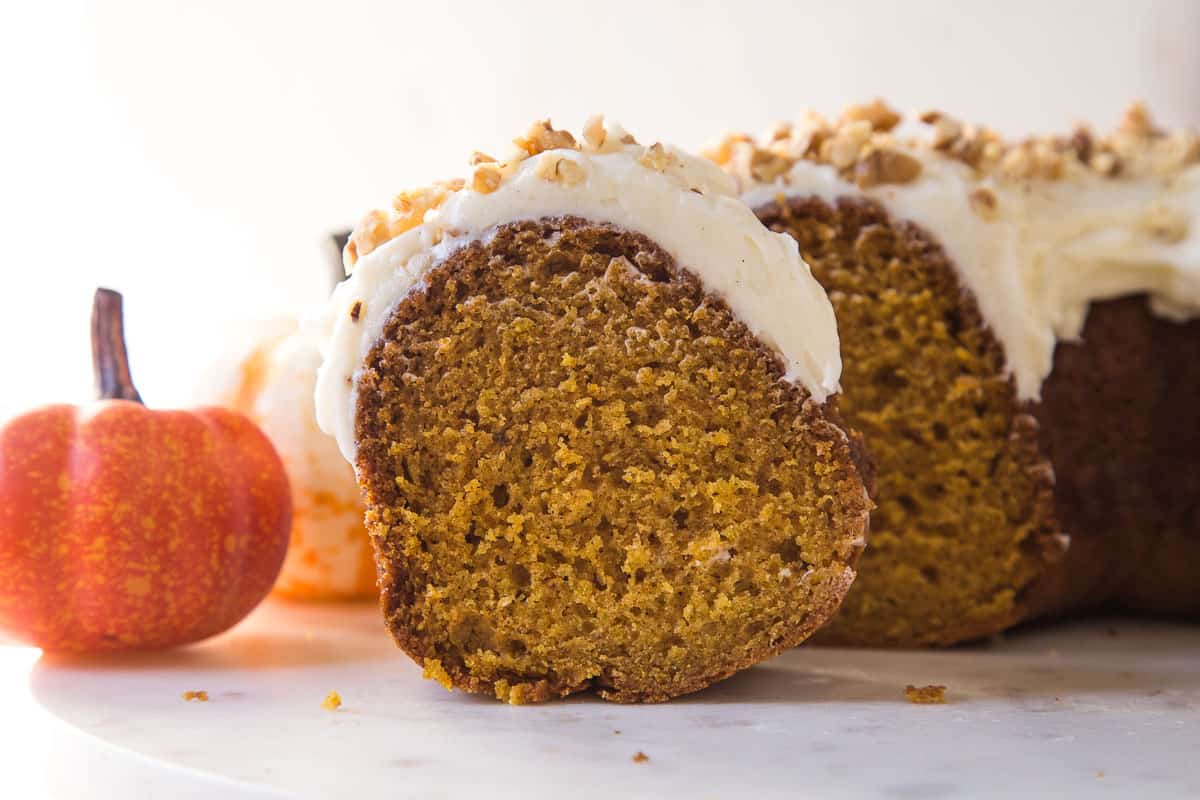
[514,119,577,157]
[1120,102,1161,139]
[968,187,999,220]
[638,143,682,173]
[840,99,901,133]
[709,100,1199,197]
[749,148,791,183]
[854,149,923,189]
[581,114,629,154]
[535,153,586,186]
[471,163,503,194]
[825,121,873,169]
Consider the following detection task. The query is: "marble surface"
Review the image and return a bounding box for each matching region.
[11,601,1200,799]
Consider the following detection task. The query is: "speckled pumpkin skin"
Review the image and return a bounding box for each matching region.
[0,401,292,652]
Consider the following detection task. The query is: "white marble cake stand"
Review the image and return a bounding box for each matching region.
[12,600,1200,799]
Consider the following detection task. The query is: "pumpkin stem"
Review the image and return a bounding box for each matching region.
[329,230,352,291]
[91,288,143,404]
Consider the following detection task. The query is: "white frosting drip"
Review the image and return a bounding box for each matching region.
[741,156,1200,400]
[316,124,842,461]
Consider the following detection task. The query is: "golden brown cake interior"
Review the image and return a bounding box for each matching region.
[354,217,869,702]
[758,197,1063,646]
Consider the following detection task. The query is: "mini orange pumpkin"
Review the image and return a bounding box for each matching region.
[0,289,292,652]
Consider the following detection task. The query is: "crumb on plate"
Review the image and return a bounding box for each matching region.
[904,684,947,704]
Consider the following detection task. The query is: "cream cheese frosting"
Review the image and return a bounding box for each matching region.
[718,104,1200,400]
[741,156,1200,400]
[315,119,843,461]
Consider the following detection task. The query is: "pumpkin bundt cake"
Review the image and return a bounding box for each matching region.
[314,119,872,702]
[710,102,1200,646]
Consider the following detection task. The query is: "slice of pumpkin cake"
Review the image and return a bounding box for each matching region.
[710,101,1200,647]
[315,118,871,703]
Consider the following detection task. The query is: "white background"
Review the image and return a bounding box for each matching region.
[1,0,1197,419]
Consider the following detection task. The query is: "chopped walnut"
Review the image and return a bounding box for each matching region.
[535,154,586,186]
[556,157,586,185]
[840,99,901,132]
[773,127,817,161]
[930,116,964,150]
[749,148,791,182]
[514,119,578,157]
[1070,128,1094,163]
[999,147,1034,179]
[349,209,392,262]
[1090,151,1121,177]
[968,187,999,219]
[472,163,503,194]
[825,121,872,169]
[702,133,752,167]
[1120,102,1162,138]
[1001,144,1057,179]
[766,121,793,142]
[581,115,607,151]
[392,182,461,224]
[853,148,923,188]
[920,112,996,170]
[632,751,650,763]
[1032,142,1065,179]
[945,131,989,169]
[638,143,678,173]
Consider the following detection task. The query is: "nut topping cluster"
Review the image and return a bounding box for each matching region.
[346,117,662,271]
[708,100,1199,193]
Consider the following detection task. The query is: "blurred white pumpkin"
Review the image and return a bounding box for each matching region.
[198,316,375,601]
